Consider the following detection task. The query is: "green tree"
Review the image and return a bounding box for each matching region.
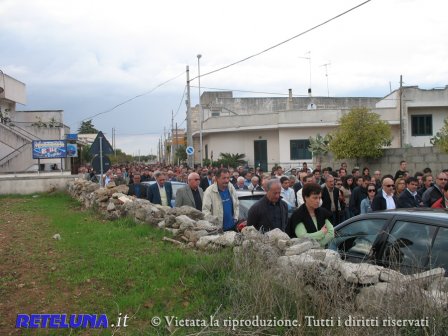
[110,149,133,165]
[174,145,187,164]
[80,144,93,164]
[216,153,246,168]
[430,117,448,153]
[78,120,98,134]
[308,133,332,165]
[328,107,392,165]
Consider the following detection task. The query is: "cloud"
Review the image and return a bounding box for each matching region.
[1,0,447,157]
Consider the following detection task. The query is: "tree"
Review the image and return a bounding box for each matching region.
[110,149,133,165]
[430,117,448,153]
[174,145,187,164]
[78,120,98,134]
[216,153,246,168]
[308,133,332,165]
[328,107,392,164]
[80,144,92,164]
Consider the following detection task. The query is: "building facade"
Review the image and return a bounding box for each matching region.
[0,73,70,173]
[191,87,448,171]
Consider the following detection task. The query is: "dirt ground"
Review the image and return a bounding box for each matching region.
[0,198,97,335]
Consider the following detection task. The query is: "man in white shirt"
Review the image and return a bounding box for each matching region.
[297,174,323,207]
[280,176,295,207]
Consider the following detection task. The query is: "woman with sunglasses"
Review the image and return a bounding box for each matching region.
[360,183,377,214]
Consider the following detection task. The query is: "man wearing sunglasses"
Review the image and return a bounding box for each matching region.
[422,172,447,207]
[372,177,397,211]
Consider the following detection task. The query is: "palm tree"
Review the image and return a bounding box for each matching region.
[218,153,246,168]
[308,133,331,166]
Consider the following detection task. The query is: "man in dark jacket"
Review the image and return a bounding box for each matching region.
[372,177,397,211]
[321,175,342,225]
[422,172,447,207]
[127,174,147,199]
[147,171,173,207]
[349,175,370,216]
[397,177,422,208]
[200,170,214,191]
[247,179,288,233]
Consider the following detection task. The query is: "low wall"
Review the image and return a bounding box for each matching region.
[0,174,78,195]
[318,146,448,174]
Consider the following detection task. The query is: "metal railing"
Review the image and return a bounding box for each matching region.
[0,142,31,167]
[0,122,42,141]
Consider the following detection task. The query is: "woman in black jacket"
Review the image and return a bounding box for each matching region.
[287,183,334,247]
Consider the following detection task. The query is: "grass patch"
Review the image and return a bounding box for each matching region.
[1,192,233,335]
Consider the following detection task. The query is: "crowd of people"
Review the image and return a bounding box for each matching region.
[78,160,448,246]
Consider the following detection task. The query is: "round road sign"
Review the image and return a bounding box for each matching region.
[186,146,194,156]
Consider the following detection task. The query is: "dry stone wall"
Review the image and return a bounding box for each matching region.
[67,179,448,310]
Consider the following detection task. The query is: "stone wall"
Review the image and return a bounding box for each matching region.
[318,146,448,175]
[67,179,448,310]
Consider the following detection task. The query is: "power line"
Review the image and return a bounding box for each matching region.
[190,0,372,81]
[81,71,185,122]
[173,85,187,118]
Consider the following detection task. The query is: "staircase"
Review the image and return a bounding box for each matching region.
[0,123,39,172]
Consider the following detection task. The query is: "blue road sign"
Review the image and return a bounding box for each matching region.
[186,146,194,156]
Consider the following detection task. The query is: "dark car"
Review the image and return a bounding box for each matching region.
[329,208,448,275]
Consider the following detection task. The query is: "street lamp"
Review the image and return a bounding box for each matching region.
[197,54,203,166]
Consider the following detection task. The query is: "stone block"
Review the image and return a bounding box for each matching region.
[265,228,290,245]
[284,241,315,256]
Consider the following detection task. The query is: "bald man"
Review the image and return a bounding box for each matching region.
[372,177,397,211]
[175,172,203,210]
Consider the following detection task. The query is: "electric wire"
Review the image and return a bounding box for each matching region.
[190,0,372,81]
[81,71,185,122]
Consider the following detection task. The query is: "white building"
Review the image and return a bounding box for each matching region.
[191,86,448,171]
[0,72,70,173]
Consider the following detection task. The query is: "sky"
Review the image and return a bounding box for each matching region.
[1,0,447,156]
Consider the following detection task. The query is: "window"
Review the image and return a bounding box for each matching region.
[330,218,388,261]
[382,220,436,274]
[290,140,312,160]
[411,115,432,136]
[430,227,448,272]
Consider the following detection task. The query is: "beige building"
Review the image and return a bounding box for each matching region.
[191,87,448,171]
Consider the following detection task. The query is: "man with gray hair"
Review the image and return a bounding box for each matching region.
[147,171,173,207]
[234,176,248,190]
[175,172,203,210]
[248,176,263,191]
[246,179,289,233]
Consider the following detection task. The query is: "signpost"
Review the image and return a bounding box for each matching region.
[186,146,194,156]
[90,132,113,186]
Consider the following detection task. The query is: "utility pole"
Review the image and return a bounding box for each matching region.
[399,75,403,148]
[171,110,174,164]
[175,122,178,165]
[186,66,193,168]
[112,127,116,159]
[197,54,203,167]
